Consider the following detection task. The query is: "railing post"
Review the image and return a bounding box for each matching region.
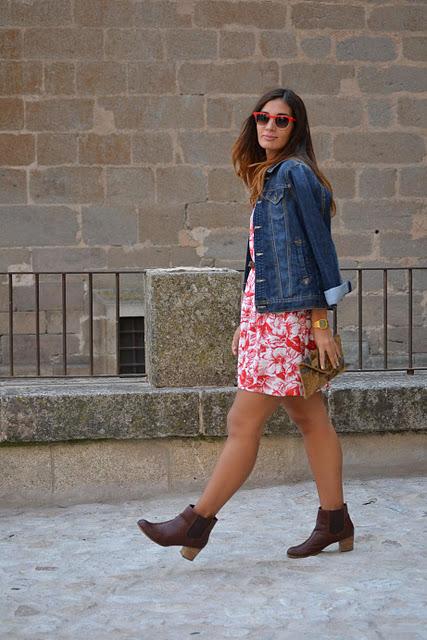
[407,268,414,375]
[357,268,363,370]
[35,273,41,376]
[61,273,67,375]
[8,273,14,376]
[115,272,120,376]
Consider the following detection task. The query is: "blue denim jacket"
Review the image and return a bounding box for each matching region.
[242,158,352,312]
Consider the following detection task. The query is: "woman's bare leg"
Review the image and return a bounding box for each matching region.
[281,391,344,510]
[193,389,282,518]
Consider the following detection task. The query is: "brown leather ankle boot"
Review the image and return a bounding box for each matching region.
[287,502,354,558]
[137,504,218,561]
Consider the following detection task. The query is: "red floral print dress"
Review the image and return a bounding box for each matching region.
[237,208,319,397]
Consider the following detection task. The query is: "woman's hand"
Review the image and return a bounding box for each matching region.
[231,325,240,356]
[312,326,341,369]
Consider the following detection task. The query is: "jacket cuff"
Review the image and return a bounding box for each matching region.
[324,280,352,306]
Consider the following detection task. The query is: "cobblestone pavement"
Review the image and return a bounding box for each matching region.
[1,476,426,640]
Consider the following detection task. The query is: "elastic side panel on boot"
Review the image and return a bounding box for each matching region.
[187,516,211,538]
[329,509,345,534]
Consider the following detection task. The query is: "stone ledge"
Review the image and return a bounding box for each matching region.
[1,371,426,444]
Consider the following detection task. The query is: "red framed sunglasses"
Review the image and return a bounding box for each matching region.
[253,111,297,129]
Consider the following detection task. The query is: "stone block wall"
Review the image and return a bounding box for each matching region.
[0,1,426,373]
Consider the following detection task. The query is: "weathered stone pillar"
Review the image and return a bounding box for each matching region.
[145,267,241,387]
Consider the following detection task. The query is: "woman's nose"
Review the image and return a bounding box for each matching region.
[265,118,276,131]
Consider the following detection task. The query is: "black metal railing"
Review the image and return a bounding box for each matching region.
[0,267,425,378]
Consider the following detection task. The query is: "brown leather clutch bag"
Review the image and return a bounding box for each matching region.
[298,334,346,399]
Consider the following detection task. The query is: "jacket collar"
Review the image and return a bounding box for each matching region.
[266,157,304,174]
[266,160,283,174]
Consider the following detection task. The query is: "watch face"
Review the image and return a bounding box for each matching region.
[315,319,328,328]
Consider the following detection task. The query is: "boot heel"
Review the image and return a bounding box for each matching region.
[339,535,354,552]
[180,546,202,561]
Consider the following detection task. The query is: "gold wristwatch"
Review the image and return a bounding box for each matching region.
[312,318,329,329]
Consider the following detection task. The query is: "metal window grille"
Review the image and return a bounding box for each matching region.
[118,316,145,375]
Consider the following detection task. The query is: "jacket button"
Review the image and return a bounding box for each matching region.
[302,277,310,284]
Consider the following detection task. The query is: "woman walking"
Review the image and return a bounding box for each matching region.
[137,88,354,561]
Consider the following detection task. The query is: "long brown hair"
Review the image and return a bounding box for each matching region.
[231,88,336,216]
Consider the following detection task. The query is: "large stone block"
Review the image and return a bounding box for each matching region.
[336,36,396,62]
[203,229,247,260]
[0,61,42,95]
[74,0,136,27]
[133,1,192,28]
[76,62,127,95]
[379,233,426,261]
[0,168,26,203]
[291,3,365,30]
[194,1,287,29]
[165,29,217,59]
[104,29,163,61]
[178,131,236,165]
[305,96,362,128]
[0,248,30,272]
[207,168,250,202]
[258,31,297,58]
[358,168,396,199]
[280,63,353,95]
[207,97,233,128]
[402,37,427,62]
[82,206,138,245]
[79,133,131,165]
[32,247,107,272]
[0,333,80,368]
[138,204,184,245]
[25,98,93,131]
[105,167,154,205]
[0,98,24,129]
[341,200,422,234]
[10,0,73,26]
[0,310,47,335]
[178,61,279,94]
[106,246,170,269]
[219,30,256,59]
[0,133,34,166]
[37,133,77,166]
[44,61,75,95]
[358,66,426,94]
[99,95,204,130]
[0,384,200,442]
[128,63,176,94]
[0,28,22,59]
[186,202,249,229]
[132,132,173,164]
[368,5,427,32]
[334,233,373,260]
[323,167,355,199]
[367,98,393,128]
[334,132,424,164]
[300,36,331,59]
[23,28,103,60]
[329,375,426,434]
[397,97,426,128]
[399,167,427,197]
[145,267,241,387]
[156,166,206,204]
[30,166,103,204]
[0,205,78,247]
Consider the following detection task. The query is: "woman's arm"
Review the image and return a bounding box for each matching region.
[288,162,352,307]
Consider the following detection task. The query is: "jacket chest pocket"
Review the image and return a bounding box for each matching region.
[262,183,291,205]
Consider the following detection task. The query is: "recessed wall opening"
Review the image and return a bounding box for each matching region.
[118,316,145,375]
